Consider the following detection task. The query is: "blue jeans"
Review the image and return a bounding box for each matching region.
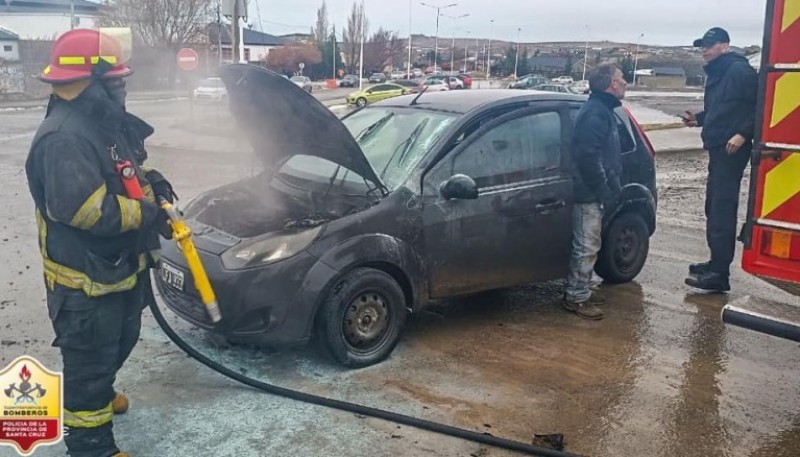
[565,203,604,304]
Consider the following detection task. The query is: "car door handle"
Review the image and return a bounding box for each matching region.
[534,200,566,213]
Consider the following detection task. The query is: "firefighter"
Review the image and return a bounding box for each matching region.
[682,27,758,292]
[25,29,174,457]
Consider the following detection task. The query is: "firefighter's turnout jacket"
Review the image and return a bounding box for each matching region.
[25,83,165,297]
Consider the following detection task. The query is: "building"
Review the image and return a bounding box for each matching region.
[279,33,313,44]
[0,27,19,61]
[636,66,687,89]
[0,0,101,40]
[207,23,284,64]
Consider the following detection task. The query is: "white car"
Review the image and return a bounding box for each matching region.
[193,77,227,102]
[290,76,313,93]
[390,71,405,80]
[421,79,450,92]
[552,76,574,84]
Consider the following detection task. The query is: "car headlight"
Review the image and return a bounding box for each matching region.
[221,226,323,270]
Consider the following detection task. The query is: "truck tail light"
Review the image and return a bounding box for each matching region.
[760,228,800,260]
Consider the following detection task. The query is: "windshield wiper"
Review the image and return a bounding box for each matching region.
[380,118,430,179]
[354,112,395,143]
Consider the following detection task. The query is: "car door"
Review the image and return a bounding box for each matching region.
[367,84,390,103]
[422,104,574,298]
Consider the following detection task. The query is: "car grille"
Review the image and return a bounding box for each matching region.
[156,276,214,326]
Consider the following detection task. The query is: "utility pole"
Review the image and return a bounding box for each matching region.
[633,33,644,86]
[407,0,413,77]
[420,2,457,74]
[514,27,521,79]
[232,0,241,63]
[70,0,75,29]
[463,31,469,73]
[486,19,494,78]
[582,25,589,81]
[359,0,365,91]
[217,2,223,66]
[332,31,337,79]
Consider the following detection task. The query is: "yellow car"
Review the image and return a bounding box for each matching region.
[346,83,411,107]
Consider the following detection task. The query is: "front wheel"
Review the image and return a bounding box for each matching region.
[595,212,650,284]
[316,268,407,368]
[356,97,367,107]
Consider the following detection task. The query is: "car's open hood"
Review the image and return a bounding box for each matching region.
[220,64,384,189]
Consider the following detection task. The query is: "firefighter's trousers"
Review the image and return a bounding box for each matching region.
[705,146,751,276]
[46,273,153,457]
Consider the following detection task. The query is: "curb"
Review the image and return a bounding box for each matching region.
[641,122,685,132]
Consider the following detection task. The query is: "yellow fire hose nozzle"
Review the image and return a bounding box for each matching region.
[159,198,222,324]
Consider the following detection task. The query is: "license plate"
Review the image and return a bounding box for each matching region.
[160,263,185,291]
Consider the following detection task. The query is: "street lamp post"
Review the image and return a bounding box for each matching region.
[463,31,470,73]
[633,33,644,86]
[407,0,413,77]
[514,27,521,79]
[420,1,458,74]
[486,19,494,78]
[442,13,469,74]
[359,0,365,91]
[582,25,589,81]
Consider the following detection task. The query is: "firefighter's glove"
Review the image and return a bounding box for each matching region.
[146,169,177,204]
[158,209,174,240]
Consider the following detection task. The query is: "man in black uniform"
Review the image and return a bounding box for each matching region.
[25,29,174,457]
[682,27,758,292]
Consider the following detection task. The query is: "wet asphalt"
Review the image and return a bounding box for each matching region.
[0,97,798,457]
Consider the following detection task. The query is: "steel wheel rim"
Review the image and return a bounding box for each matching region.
[342,291,391,354]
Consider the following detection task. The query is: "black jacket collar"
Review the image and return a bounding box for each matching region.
[589,91,622,110]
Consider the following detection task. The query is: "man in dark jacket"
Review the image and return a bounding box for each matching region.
[682,27,758,292]
[25,29,174,457]
[563,64,626,320]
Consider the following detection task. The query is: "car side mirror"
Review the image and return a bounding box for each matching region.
[439,174,479,200]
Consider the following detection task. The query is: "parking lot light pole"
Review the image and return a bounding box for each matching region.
[514,27,521,79]
[463,31,470,73]
[442,13,469,74]
[582,25,589,81]
[420,1,458,74]
[633,33,644,85]
[359,0,365,91]
[486,19,494,78]
[407,0,413,78]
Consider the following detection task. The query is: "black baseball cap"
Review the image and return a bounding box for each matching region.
[693,27,731,47]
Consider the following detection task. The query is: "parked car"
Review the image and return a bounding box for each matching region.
[412,68,424,78]
[421,79,450,91]
[290,75,314,93]
[157,65,657,368]
[193,77,227,102]
[571,79,590,94]
[393,79,421,94]
[532,84,583,94]
[339,74,360,88]
[369,72,387,83]
[552,75,575,84]
[455,74,473,89]
[346,83,410,107]
[390,71,406,80]
[509,75,549,89]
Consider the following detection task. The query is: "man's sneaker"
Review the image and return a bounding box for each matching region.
[689,261,712,275]
[562,299,604,320]
[685,272,731,292]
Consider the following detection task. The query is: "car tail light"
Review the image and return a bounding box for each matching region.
[623,107,657,158]
[761,228,800,260]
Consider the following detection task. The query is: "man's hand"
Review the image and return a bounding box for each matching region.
[727,134,746,155]
[682,111,698,127]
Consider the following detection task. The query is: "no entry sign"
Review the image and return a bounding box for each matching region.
[177,48,199,71]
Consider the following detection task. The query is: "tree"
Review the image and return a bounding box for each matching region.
[518,49,530,77]
[311,1,329,46]
[266,45,322,75]
[342,1,368,74]
[619,55,635,83]
[363,28,404,73]
[99,0,212,48]
[310,27,345,80]
[564,53,574,77]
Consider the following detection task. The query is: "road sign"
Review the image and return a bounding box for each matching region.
[177,48,199,71]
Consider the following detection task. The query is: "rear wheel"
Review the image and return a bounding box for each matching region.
[595,212,650,284]
[316,268,407,368]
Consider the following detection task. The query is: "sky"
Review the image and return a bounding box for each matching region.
[247,0,768,47]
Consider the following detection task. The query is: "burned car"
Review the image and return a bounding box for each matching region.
[157,65,658,368]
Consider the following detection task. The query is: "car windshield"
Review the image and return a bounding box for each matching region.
[199,79,223,88]
[290,76,306,82]
[342,107,458,190]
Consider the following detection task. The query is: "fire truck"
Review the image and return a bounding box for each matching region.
[722,0,800,341]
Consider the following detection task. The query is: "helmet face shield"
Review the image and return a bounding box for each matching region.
[99,27,132,68]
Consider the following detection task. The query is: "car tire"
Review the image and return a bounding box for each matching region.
[316,268,407,368]
[356,97,367,107]
[595,211,650,284]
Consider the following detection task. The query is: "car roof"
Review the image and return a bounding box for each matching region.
[372,89,586,114]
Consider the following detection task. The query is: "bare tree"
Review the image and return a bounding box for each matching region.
[311,1,329,45]
[363,28,404,73]
[266,45,323,75]
[342,1,368,74]
[99,0,213,48]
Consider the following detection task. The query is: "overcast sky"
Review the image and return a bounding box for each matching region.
[249,0,768,47]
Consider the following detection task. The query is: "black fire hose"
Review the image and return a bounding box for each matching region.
[148,300,587,457]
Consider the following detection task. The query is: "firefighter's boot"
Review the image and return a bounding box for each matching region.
[112,393,129,414]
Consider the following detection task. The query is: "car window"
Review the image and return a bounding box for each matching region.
[449,111,563,187]
[569,107,637,154]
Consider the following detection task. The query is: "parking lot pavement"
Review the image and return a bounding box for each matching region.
[1,100,798,457]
